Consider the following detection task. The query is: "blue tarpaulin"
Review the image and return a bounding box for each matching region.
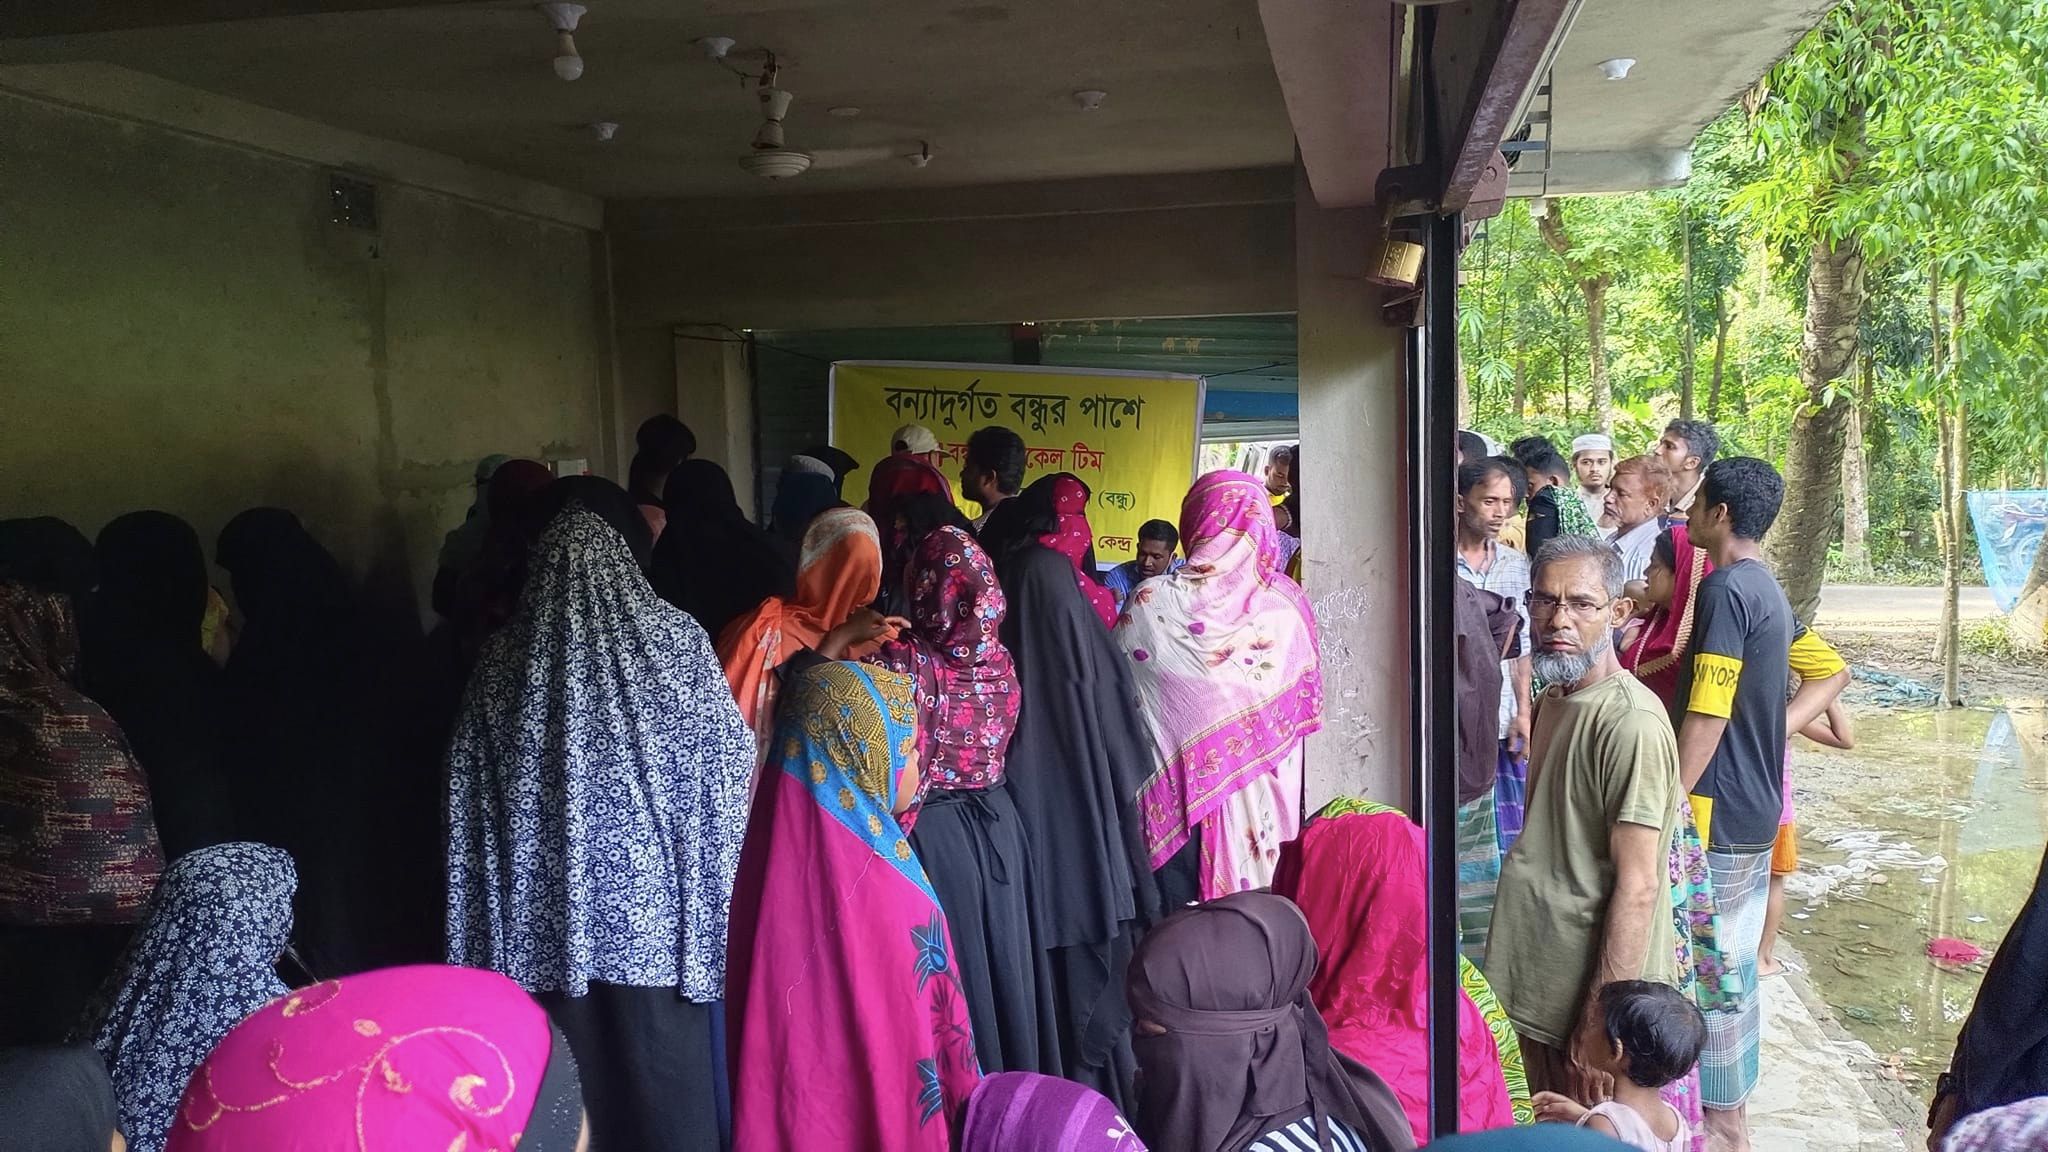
[1966,490,2048,612]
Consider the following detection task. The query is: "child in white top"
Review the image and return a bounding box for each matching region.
[1532,980,1705,1152]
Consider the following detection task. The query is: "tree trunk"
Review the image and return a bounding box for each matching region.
[1681,209,1697,421]
[1581,276,1614,433]
[2023,501,2048,602]
[1766,236,1868,624]
[1512,341,1528,421]
[1707,292,1730,422]
[1536,200,1611,431]
[1936,398,1962,698]
[1841,353,1874,576]
[1560,341,1572,422]
[2012,507,2048,653]
[2012,436,2048,651]
[1939,280,1967,706]
[1456,346,1471,428]
[1929,268,1952,664]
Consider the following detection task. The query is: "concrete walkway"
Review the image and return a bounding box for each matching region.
[1752,960,1925,1152]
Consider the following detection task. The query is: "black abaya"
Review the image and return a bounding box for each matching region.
[991,543,1162,1107]
[1941,844,2048,1122]
[215,509,425,975]
[650,462,794,642]
[538,983,721,1152]
[907,784,1060,1078]
[83,512,233,861]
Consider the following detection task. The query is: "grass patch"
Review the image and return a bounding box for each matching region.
[1960,617,2021,660]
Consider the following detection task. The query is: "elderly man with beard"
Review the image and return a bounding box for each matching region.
[1485,535,1685,1103]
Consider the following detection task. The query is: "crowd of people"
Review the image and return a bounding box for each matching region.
[1,408,2041,1152]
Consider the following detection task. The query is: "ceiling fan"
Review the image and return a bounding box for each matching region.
[729,55,933,181]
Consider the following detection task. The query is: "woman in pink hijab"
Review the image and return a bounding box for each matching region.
[166,964,588,1151]
[1115,470,1323,902]
[1035,474,1120,629]
[1272,803,1517,1141]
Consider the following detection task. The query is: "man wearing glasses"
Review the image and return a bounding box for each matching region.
[1485,535,1684,1105]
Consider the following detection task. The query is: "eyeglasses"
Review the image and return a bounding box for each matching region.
[1527,593,1615,619]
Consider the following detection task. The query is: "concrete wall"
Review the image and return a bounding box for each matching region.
[607,168,1297,332]
[0,85,613,611]
[1295,171,1412,811]
[606,168,1297,501]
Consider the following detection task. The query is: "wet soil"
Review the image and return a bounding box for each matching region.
[1787,696,2048,1099]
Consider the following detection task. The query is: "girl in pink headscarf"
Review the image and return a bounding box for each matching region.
[1035,474,1120,629]
[166,964,588,1151]
[1115,470,1323,901]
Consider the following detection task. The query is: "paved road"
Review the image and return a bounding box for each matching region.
[1815,583,1998,626]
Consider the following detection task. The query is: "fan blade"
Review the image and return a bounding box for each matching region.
[803,145,899,170]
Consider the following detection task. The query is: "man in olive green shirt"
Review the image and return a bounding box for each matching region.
[1486,535,1682,1101]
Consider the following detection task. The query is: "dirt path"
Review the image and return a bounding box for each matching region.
[1817,585,1998,630]
[1814,583,2048,704]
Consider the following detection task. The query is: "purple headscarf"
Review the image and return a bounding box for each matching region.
[962,1073,1147,1152]
[1945,1098,2048,1152]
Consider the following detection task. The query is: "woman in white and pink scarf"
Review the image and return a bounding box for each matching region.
[1115,469,1323,902]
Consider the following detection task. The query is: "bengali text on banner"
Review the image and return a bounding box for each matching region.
[828,361,1206,565]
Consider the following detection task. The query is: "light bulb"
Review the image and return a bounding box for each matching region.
[553,30,582,81]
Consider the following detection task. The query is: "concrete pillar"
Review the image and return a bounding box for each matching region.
[1295,165,1413,811]
[674,325,759,518]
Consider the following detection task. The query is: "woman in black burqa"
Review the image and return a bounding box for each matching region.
[214,508,426,976]
[650,460,795,643]
[1127,891,1414,1152]
[979,479,1161,1110]
[83,512,234,862]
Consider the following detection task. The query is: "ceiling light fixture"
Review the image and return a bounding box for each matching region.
[696,36,736,61]
[538,3,587,81]
[828,106,862,119]
[1596,57,1636,81]
[1073,89,1108,112]
[590,121,619,142]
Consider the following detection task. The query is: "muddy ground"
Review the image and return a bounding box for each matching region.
[1782,616,2048,1107]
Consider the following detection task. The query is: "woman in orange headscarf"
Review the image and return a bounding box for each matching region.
[716,507,898,778]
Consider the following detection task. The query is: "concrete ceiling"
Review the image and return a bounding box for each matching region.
[1,0,1298,200]
[1514,0,1836,195]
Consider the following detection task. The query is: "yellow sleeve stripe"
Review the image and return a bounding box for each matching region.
[1688,652,1743,718]
[1788,630,1847,681]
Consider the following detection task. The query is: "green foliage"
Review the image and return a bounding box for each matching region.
[1961,617,2020,660]
[1461,0,2048,587]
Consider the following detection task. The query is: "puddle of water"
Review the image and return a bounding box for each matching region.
[1789,703,2048,1097]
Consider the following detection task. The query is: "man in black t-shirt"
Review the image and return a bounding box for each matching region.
[1675,456,1792,1150]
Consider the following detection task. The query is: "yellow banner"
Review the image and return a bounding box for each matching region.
[828,361,1206,564]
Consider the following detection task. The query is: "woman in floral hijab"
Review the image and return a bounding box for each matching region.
[868,525,1055,1077]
